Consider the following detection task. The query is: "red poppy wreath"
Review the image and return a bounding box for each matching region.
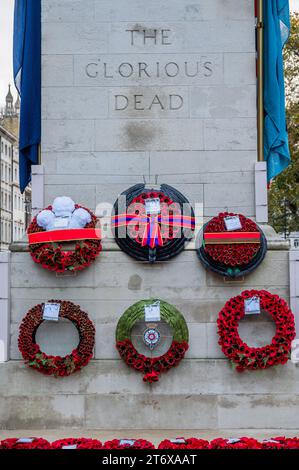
[198,212,267,278]
[18,300,95,377]
[158,438,209,449]
[217,290,295,372]
[0,437,51,449]
[103,439,155,449]
[116,300,189,383]
[27,196,102,273]
[51,438,102,449]
[112,183,195,263]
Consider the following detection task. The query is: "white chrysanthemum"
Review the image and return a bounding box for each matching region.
[69,208,92,228]
[52,196,75,217]
[36,210,55,231]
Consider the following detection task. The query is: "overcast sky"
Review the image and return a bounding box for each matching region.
[0,0,299,107]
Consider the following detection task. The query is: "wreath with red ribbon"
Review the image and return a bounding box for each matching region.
[217,290,295,372]
[51,438,102,449]
[103,439,155,449]
[27,204,101,273]
[112,184,195,262]
[18,300,95,377]
[197,212,267,278]
[116,300,189,383]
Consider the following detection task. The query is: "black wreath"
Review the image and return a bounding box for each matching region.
[113,184,195,262]
[197,222,267,278]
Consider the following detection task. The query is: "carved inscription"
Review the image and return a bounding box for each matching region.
[83,26,215,115]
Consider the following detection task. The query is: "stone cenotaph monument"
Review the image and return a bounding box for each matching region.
[0,0,298,433]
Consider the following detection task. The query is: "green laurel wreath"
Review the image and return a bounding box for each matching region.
[116,299,189,343]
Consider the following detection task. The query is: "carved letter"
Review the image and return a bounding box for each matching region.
[149,95,164,110]
[138,63,150,78]
[165,62,179,77]
[134,95,145,110]
[143,29,158,45]
[161,29,172,45]
[169,95,183,110]
[203,61,213,77]
[184,61,200,77]
[85,63,98,78]
[118,63,134,78]
[115,95,129,111]
[126,29,140,46]
[104,63,113,78]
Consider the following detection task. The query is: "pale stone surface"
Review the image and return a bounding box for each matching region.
[94,119,204,151]
[190,86,256,119]
[42,0,254,23]
[4,0,293,431]
[9,250,290,361]
[42,87,109,120]
[1,361,299,429]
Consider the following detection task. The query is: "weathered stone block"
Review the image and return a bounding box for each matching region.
[0,395,85,429]
[95,0,254,23]
[42,120,95,152]
[43,87,109,120]
[190,86,256,118]
[42,22,109,54]
[94,119,204,151]
[204,118,257,151]
[42,55,74,86]
[85,393,218,429]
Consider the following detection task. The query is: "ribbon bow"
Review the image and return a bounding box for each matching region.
[111,213,195,249]
[141,214,163,249]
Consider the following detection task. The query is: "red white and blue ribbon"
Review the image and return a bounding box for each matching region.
[111,213,195,249]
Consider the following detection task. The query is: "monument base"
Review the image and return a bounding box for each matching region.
[2,228,296,431]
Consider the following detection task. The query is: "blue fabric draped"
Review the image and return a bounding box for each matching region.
[263,0,290,181]
[13,0,41,193]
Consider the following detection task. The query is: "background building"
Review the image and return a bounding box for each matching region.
[0,85,31,250]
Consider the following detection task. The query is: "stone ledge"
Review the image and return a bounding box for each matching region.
[9,224,289,252]
[1,360,299,396]
[1,390,299,430]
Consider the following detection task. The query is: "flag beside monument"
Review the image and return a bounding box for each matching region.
[263,0,291,181]
[13,0,41,193]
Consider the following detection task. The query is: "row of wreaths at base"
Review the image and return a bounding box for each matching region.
[27,184,267,278]
[18,290,296,382]
[2,437,299,449]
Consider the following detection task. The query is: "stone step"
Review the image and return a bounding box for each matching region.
[0,361,298,429]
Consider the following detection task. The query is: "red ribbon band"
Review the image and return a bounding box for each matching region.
[28,228,101,245]
[204,232,261,245]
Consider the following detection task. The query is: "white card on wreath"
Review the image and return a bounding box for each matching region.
[145,301,161,322]
[244,297,261,315]
[62,445,77,449]
[16,438,34,443]
[43,303,61,321]
[53,216,70,229]
[119,439,135,446]
[224,215,242,231]
[227,438,241,444]
[145,198,161,215]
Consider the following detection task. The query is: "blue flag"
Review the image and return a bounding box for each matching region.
[263,0,290,181]
[13,0,41,193]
